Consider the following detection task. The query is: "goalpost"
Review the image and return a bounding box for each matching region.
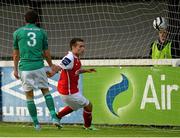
[0,0,180,126]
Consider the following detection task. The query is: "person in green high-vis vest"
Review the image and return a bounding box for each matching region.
[12,10,61,130]
[150,17,178,59]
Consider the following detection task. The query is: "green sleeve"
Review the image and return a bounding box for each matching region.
[42,29,48,50]
[13,31,19,50]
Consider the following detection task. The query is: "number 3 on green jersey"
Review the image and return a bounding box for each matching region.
[27,32,36,47]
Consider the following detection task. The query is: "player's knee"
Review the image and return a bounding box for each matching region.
[25,90,34,100]
[41,88,49,95]
[84,102,93,112]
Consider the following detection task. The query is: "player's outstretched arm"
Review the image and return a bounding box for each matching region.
[75,68,96,75]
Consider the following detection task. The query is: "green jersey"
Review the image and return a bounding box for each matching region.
[13,23,48,71]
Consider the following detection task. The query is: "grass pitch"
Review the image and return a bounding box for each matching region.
[1,123,180,137]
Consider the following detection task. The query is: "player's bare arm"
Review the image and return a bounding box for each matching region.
[43,49,55,68]
[43,49,59,75]
[13,49,20,79]
[75,68,96,75]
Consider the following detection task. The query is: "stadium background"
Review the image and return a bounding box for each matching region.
[1,0,179,60]
[0,0,180,128]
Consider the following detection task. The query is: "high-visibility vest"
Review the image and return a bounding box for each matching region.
[152,41,172,59]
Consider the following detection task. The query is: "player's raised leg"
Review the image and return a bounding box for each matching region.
[57,106,74,119]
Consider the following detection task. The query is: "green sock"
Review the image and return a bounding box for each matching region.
[27,100,39,126]
[44,93,57,119]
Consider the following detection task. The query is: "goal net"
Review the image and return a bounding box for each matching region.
[0,0,180,127]
[0,0,179,60]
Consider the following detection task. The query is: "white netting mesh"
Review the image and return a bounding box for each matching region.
[0,0,179,61]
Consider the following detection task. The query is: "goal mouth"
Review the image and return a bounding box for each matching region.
[0,1,180,60]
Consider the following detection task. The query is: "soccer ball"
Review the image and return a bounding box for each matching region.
[153,17,168,30]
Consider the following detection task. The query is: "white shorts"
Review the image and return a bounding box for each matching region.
[60,92,89,111]
[19,67,49,92]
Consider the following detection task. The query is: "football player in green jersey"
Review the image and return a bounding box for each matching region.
[13,10,60,130]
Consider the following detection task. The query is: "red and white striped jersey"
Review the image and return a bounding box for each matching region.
[57,51,81,95]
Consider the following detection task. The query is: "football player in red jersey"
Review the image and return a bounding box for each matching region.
[47,38,97,130]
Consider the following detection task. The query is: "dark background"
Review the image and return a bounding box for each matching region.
[0,0,179,59]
